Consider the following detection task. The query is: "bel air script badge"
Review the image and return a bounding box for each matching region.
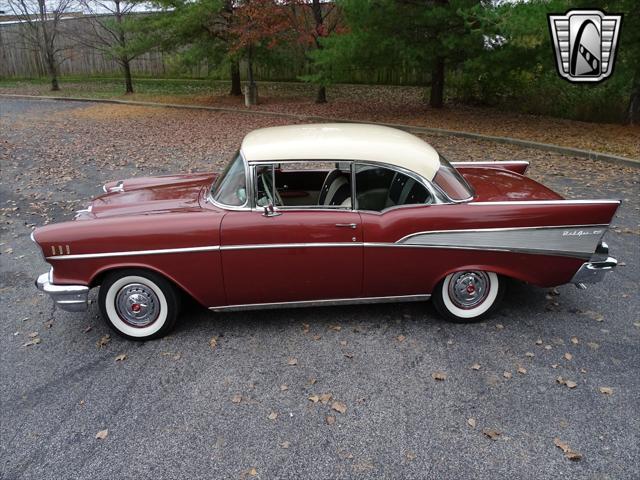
[563,229,603,237]
[548,9,622,83]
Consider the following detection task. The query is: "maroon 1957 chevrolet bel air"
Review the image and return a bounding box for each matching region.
[33,124,619,340]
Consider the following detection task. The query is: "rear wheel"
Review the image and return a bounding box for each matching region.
[98,269,179,340]
[432,270,504,323]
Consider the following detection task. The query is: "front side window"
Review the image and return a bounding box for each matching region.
[254,161,352,209]
[355,164,431,212]
[211,152,247,207]
[433,156,474,201]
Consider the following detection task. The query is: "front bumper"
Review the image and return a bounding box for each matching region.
[36,270,89,312]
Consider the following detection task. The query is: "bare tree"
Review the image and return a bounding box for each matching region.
[77,0,142,93]
[7,0,76,90]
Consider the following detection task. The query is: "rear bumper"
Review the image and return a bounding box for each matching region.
[36,269,89,312]
[571,256,617,284]
[571,241,617,285]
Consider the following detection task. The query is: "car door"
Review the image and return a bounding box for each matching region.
[220,162,363,306]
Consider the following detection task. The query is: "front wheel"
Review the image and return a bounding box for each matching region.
[98,269,180,340]
[432,271,505,323]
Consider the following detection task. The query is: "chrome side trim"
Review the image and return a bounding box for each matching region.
[396,224,608,242]
[471,200,621,205]
[210,294,431,312]
[451,161,531,166]
[220,242,361,251]
[397,224,608,259]
[47,245,220,260]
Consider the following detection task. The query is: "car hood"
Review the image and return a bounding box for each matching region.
[88,173,217,218]
[461,168,563,202]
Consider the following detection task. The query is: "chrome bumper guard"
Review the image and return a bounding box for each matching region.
[36,270,89,312]
[571,242,617,285]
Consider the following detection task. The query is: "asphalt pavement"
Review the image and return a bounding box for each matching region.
[1,98,638,479]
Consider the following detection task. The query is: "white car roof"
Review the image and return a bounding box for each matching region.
[240,123,441,181]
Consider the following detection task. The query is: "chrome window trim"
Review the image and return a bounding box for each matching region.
[209,294,431,312]
[433,156,475,203]
[451,160,530,175]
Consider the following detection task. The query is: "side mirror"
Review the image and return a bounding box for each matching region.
[262,201,281,217]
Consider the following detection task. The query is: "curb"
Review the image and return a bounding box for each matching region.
[2,93,638,168]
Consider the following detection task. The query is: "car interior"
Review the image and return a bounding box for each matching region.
[254,162,431,212]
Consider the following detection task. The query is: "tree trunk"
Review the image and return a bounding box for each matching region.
[315,85,327,104]
[122,59,134,94]
[230,61,242,96]
[429,56,445,108]
[45,53,59,91]
[627,72,639,125]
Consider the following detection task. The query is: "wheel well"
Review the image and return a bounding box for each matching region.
[89,266,191,299]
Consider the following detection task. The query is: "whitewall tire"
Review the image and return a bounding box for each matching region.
[432,271,505,323]
[99,269,179,340]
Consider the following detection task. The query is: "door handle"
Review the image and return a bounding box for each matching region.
[335,223,357,229]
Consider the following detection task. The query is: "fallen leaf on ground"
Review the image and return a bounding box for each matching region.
[554,437,582,461]
[231,394,242,404]
[320,393,333,404]
[344,353,354,359]
[405,451,416,460]
[28,331,38,338]
[332,401,347,414]
[563,352,573,361]
[84,325,92,333]
[535,339,543,345]
[268,411,278,421]
[525,352,535,357]
[570,336,579,344]
[302,323,310,333]
[209,336,218,350]
[340,340,348,346]
[326,415,336,425]
[97,335,110,348]
[483,429,501,440]
[308,377,317,385]
[95,429,108,440]
[503,371,512,379]
[397,335,406,342]
[115,353,127,362]
[308,394,320,403]
[599,387,613,395]
[471,363,481,370]
[517,367,527,375]
[23,338,41,347]
[566,380,577,389]
[496,324,504,330]
[432,371,447,381]
[329,325,342,331]
[587,342,600,349]
[582,310,604,322]
[467,418,477,428]
[247,467,258,477]
[287,357,298,366]
[312,334,322,341]
[280,441,290,448]
[280,384,288,391]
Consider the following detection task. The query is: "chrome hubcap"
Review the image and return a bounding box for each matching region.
[448,271,490,310]
[115,283,160,328]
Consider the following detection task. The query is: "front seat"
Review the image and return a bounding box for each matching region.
[319,169,351,207]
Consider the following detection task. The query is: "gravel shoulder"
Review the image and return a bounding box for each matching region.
[1,98,639,480]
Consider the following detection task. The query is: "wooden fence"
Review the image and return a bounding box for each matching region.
[0,15,428,85]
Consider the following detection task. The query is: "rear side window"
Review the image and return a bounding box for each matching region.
[355,164,430,212]
[433,156,474,201]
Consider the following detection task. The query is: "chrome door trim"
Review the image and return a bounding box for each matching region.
[209,293,431,312]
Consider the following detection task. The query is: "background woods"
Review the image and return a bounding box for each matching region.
[0,0,638,123]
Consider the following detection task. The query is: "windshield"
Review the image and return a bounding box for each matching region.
[211,152,247,207]
[433,156,474,201]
